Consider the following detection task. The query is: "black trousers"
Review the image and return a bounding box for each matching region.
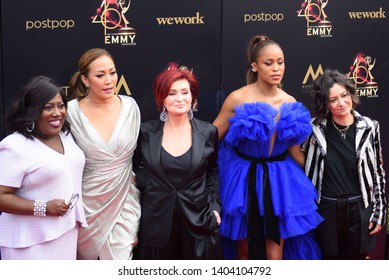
[316,195,374,260]
[136,210,222,260]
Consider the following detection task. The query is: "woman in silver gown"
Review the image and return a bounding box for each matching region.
[67,48,141,260]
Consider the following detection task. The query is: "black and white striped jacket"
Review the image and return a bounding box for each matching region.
[302,110,387,225]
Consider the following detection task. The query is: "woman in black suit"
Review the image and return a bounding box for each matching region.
[134,64,222,260]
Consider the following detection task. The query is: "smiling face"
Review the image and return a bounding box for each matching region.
[252,44,285,86]
[81,55,118,100]
[328,83,353,119]
[163,79,193,118]
[35,93,66,139]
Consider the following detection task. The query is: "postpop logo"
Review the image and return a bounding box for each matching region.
[297,0,332,37]
[346,52,379,98]
[26,19,75,30]
[243,12,284,23]
[91,0,136,46]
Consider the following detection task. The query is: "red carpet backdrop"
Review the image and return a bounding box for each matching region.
[0,0,388,259]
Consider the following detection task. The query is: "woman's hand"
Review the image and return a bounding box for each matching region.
[368,222,382,235]
[46,199,71,216]
[1,186,70,217]
[213,210,221,225]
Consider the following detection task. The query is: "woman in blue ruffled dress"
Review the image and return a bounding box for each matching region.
[213,35,323,260]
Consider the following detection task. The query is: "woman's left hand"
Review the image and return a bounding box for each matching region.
[368,222,382,235]
[213,210,221,225]
[46,199,71,216]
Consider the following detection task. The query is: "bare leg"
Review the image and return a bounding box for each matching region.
[237,238,285,260]
[266,238,284,260]
[236,240,248,260]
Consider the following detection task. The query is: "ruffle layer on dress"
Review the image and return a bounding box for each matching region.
[218,102,322,259]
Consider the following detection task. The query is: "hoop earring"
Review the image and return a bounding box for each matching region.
[159,106,167,122]
[26,122,35,133]
[187,108,193,120]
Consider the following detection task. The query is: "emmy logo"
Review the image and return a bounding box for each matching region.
[92,0,134,35]
[298,0,332,29]
[347,53,378,89]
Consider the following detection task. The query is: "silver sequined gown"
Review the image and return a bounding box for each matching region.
[67,95,141,260]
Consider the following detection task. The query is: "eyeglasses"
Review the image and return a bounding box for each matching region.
[62,193,79,217]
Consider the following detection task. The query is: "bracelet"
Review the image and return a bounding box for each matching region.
[33,200,47,217]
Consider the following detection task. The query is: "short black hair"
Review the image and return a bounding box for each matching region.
[311,69,360,123]
[5,76,70,139]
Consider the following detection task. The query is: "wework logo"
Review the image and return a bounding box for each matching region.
[348,7,386,19]
[156,12,205,25]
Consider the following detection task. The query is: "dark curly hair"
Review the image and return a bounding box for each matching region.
[311,69,360,124]
[5,76,70,139]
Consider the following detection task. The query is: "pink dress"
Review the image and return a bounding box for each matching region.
[0,132,87,260]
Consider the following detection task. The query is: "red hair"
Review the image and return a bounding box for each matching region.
[153,67,198,112]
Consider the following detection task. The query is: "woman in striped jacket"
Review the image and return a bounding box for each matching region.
[302,69,386,260]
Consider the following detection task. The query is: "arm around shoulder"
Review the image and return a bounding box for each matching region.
[212,90,241,140]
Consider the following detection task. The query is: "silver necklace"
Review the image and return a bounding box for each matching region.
[331,119,350,139]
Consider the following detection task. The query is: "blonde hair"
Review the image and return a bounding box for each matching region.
[69,48,114,100]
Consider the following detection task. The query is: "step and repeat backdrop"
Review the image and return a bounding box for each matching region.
[0,0,388,259]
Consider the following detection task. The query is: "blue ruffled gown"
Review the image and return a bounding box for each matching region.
[218,102,323,260]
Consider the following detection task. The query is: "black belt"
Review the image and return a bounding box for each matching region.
[235,149,286,260]
[321,194,362,203]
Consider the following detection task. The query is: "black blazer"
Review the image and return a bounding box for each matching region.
[134,118,221,248]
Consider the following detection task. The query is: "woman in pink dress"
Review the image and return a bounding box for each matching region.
[0,76,87,260]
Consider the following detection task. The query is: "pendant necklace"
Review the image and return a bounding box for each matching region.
[331,119,350,139]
